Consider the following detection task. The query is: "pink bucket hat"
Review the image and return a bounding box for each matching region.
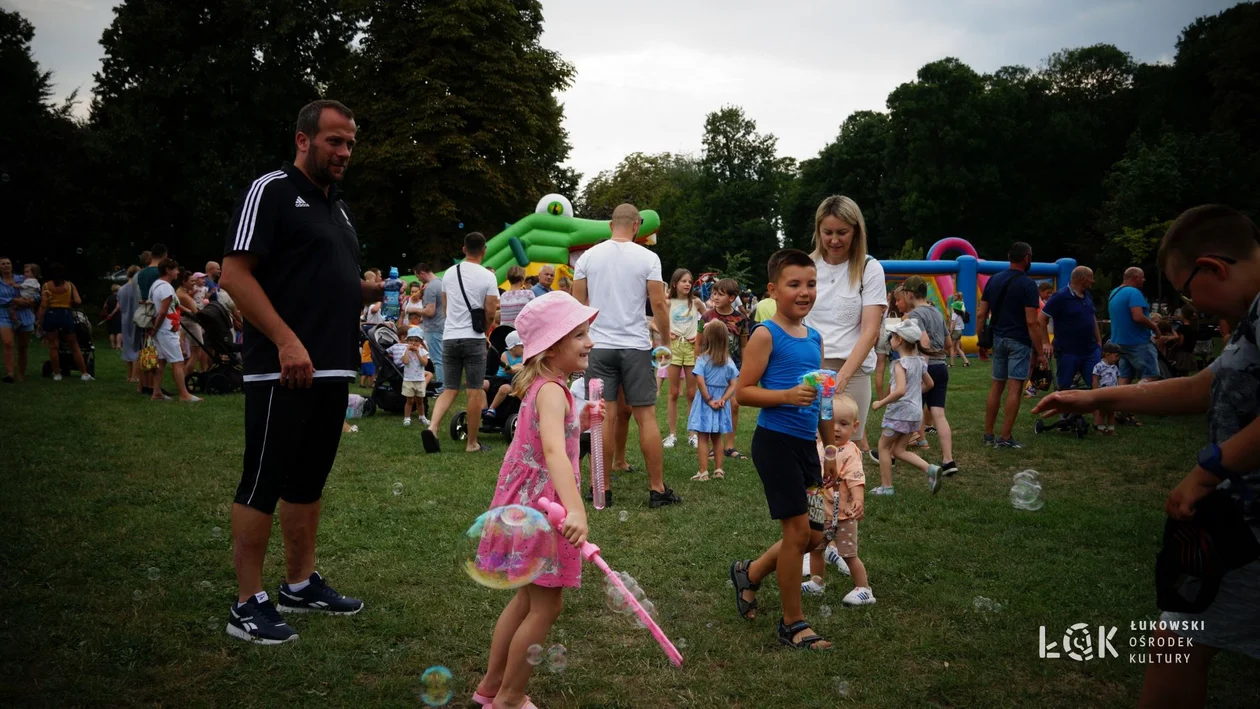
[514,291,598,361]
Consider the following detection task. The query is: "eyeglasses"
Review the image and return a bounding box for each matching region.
[1178,255,1236,306]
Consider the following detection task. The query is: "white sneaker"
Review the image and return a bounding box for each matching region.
[663,434,677,448]
[403,418,412,427]
[802,576,826,595]
[842,586,876,606]
[688,433,698,447]
[53,374,63,382]
[80,374,94,381]
[417,416,430,426]
[869,486,895,496]
[825,545,851,576]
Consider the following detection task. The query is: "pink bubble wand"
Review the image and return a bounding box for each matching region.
[536,496,683,667]
[588,379,606,510]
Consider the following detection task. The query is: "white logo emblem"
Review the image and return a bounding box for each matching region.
[1040,624,1118,661]
[295,196,309,208]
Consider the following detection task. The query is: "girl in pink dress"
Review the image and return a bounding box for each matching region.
[473,292,601,709]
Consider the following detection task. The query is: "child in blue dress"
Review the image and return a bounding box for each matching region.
[689,320,740,481]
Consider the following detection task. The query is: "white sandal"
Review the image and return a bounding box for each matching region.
[690,470,709,481]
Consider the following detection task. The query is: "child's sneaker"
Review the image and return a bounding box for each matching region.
[869,486,895,496]
[925,426,937,434]
[687,433,698,447]
[927,464,942,494]
[482,408,497,420]
[982,434,995,447]
[802,576,826,595]
[417,415,431,426]
[824,545,850,576]
[842,586,876,606]
[663,434,677,448]
[994,438,1023,450]
[80,374,95,382]
[53,374,63,382]
[941,460,959,477]
[403,417,412,426]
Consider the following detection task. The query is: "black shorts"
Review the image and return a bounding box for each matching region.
[235,380,348,514]
[751,426,823,529]
[923,362,949,409]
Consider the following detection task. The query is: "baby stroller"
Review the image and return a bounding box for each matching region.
[42,309,95,378]
[363,322,407,414]
[1033,383,1091,438]
[450,326,523,444]
[184,301,243,395]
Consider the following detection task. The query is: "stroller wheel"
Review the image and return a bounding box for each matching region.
[1075,417,1090,438]
[1033,418,1046,434]
[205,372,231,395]
[451,411,468,441]
[504,413,519,443]
[362,397,377,417]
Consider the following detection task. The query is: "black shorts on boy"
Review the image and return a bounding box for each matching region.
[751,426,825,531]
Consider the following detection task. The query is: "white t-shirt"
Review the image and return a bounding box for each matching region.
[803,256,887,373]
[148,279,178,332]
[401,345,429,382]
[441,262,499,341]
[574,240,662,350]
[951,311,964,332]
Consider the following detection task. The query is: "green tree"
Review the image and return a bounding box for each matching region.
[90,0,355,266]
[330,0,576,268]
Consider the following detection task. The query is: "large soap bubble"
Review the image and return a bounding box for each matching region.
[464,505,556,589]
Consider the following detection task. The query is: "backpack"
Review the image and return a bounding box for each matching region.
[133,302,156,330]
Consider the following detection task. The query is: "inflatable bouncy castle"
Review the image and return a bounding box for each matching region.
[880,238,1076,355]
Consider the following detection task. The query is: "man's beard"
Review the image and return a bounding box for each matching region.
[304,152,345,186]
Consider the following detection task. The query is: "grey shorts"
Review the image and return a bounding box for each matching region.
[1161,557,1260,659]
[443,337,487,391]
[587,348,657,407]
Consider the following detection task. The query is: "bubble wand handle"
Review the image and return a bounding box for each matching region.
[536,497,684,667]
[588,379,606,510]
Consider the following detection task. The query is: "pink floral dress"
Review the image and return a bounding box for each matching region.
[481,375,583,588]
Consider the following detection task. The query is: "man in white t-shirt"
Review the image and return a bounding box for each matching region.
[574,203,680,509]
[148,258,201,402]
[423,233,499,454]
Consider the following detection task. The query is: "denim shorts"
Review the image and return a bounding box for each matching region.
[1118,342,1160,380]
[442,337,488,391]
[992,336,1031,382]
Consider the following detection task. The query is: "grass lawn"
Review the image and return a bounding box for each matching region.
[2,340,1257,708]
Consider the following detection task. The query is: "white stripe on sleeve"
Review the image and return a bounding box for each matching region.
[232,170,285,251]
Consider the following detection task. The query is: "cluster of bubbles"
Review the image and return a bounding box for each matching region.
[972,596,1004,612]
[464,505,555,589]
[819,605,833,618]
[1010,470,1044,511]
[604,571,660,628]
[526,643,569,672]
[418,665,453,707]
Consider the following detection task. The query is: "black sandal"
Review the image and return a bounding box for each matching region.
[421,429,441,454]
[729,559,760,620]
[724,448,748,461]
[777,618,831,650]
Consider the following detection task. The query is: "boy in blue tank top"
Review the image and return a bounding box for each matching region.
[728,249,840,650]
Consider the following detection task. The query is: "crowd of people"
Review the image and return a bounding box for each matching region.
[9,98,1255,709]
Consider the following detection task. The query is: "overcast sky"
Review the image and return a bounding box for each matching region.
[10,0,1238,186]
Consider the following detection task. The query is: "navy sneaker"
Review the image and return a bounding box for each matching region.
[648,487,682,508]
[982,434,996,447]
[995,438,1024,450]
[276,572,364,615]
[226,593,298,645]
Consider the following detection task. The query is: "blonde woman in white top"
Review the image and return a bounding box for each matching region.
[802,195,886,458]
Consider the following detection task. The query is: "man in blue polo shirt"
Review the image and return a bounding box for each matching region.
[976,242,1046,449]
[1040,265,1101,391]
[1107,267,1161,384]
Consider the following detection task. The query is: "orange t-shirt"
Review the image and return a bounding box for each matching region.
[819,440,865,521]
[360,341,373,364]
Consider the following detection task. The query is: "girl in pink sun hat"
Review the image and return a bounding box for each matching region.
[472,291,602,709]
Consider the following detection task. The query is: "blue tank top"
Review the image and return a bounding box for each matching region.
[756,320,823,440]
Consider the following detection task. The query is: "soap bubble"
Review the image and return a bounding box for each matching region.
[819,604,833,618]
[392,482,403,496]
[200,581,212,590]
[677,638,688,649]
[1013,470,1039,484]
[1010,479,1044,511]
[211,526,223,538]
[619,510,629,522]
[418,665,453,706]
[526,643,544,666]
[633,599,659,628]
[464,505,555,589]
[833,678,850,697]
[651,346,673,368]
[605,583,634,615]
[76,247,84,255]
[972,596,994,612]
[133,590,143,600]
[147,566,161,580]
[546,643,567,672]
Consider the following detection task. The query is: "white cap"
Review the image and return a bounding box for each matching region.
[505,331,522,349]
[888,319,923,344]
